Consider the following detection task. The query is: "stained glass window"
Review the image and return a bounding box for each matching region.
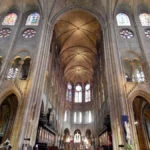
[64,111,67,122]
[22,29,36,39]
[26,12,40,26]
[116,13,131,26]
[73,112,82,124]
[75,84,82,103]
[145,29,150,38]
[66,83,72,101]
[132,66,145,82]
[2,13,17,26]
[88,111,92,123]
[74,132,81,143]
[84,111,92,123]
[139,13,150,26]
[120,29,134,39]
[0,28,11,38]
[79,112,82,123]
[74,112,77,123]
[85,84,91,102]
[7,58,21,80]
[7,68,19,79]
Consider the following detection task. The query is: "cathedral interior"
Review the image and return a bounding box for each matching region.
[0,0,150,150]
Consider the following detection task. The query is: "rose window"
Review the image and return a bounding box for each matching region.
[22,28,36,39]
[145,29,150,38]
[120,29,134,39]
[0,28,11,38]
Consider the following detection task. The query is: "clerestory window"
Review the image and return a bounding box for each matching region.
[116,13,131,26]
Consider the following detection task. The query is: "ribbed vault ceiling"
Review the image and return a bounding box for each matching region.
[55,10,101,84]
[0,0,38,13]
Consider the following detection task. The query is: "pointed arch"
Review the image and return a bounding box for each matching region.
[26,12,40,26]
[7,57,21,80]
[0,94,18,143]
[66,83,72,101]
[20,57,31,80]
[139,13,150,26]
[74,84,82,103]
[116,13,131,26]
[85,83,91,102]
[2,13,17,26]
[132,96,150,150]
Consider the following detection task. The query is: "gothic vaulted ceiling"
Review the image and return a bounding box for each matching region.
[55,10,101,84]
[0,0,38,13]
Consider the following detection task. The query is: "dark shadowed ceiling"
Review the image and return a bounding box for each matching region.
[55,10,101,84]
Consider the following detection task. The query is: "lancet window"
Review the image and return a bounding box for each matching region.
[85,84,91,102]
[75,84,82,103]
[64,110,67,122]
[7,57,21,79]
[84,111,92,123]
[66,83,72,101]
[73,112,82,124]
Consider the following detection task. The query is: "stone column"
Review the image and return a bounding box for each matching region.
[133,15,150,81]
[103,18,135,149]
[18,18,55,148]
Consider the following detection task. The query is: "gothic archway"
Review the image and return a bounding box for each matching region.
[64,128,70,140]
[48,7,106,149]
[85,129,91,139]
[133,96,150,150]
[64,128,69,133]
[74,129,81,143]
[0,94,18,143]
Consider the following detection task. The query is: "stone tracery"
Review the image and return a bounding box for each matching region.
[0,0,149,150]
